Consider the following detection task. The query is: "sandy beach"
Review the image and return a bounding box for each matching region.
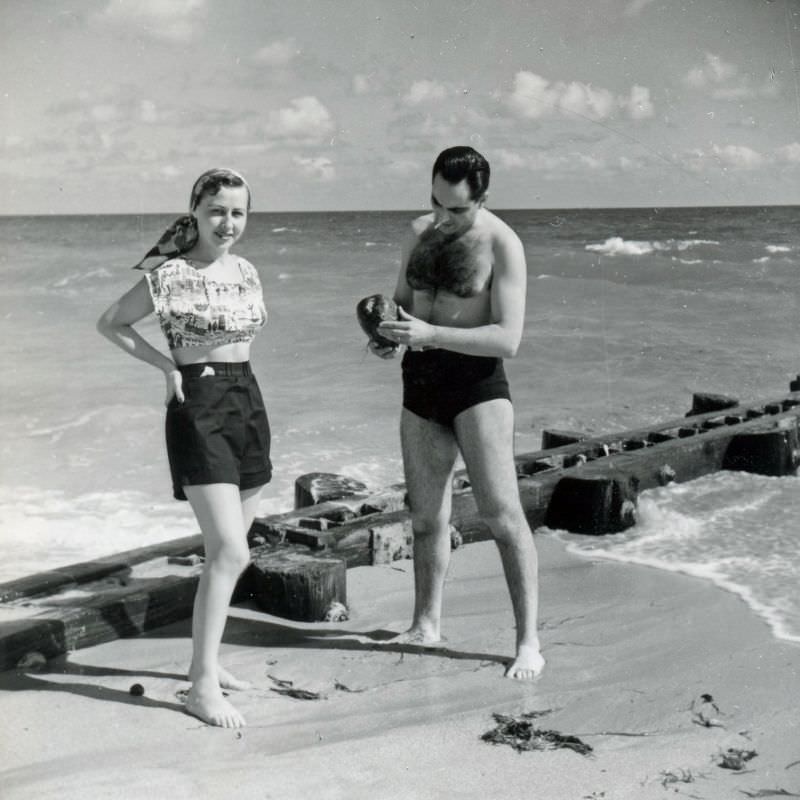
[1,534,798,800]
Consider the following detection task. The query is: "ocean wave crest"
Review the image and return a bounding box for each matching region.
[586,237,719,257]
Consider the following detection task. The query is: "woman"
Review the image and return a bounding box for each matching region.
[97,168,271,728]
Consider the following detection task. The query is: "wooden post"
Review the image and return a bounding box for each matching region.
[545,473,639,534]
[294,472,367,509]
[722,428,800,476]
[541,429,588,449]
[686,392,739,417]
[242,546,347,622]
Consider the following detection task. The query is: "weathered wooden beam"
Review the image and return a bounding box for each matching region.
[242,545,346,622]
[0,570,199,672]
[545,473,638,534]
[541,429,588,449]
[687,392,739,416]
[0,535,204,604]
[722,429,800,476]
[294,472,368,510]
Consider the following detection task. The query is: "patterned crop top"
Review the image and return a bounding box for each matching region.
[145,258,267,349]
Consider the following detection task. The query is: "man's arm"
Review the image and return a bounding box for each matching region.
[392,224,420,310]
[382,223,527,359]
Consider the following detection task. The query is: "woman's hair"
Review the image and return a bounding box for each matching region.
[189,168,251,211]
[431,146,490,201]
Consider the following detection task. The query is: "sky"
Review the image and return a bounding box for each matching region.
[2,0,799,214]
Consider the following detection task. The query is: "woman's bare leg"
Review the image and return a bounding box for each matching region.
[184,483,252,728]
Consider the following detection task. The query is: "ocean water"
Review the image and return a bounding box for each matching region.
[1,206,799,643]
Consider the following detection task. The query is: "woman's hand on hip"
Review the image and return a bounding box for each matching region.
[165,369,184,406]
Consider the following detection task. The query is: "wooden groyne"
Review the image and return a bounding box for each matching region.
[2,387,800,672]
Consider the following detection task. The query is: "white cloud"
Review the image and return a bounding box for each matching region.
[385,159,421,176]
[624,0,657,15]
[686,53,778,100]
[494,150,527,169]
[776,142,800,163]
[712,143,765,169]
[507,71,653,121]
[620,85,655,120]
[353,74,377,95]
[139,100,158,123]
[92,0,207,43]
[265,96,335,142]
[3,135,25,150]
[577,153,606,170]
[403,80,447,105]
[252,39,298,67]
[293,156,335,181]
[686,53,737,88]
[90,104,119,123]
[495,149,593,172]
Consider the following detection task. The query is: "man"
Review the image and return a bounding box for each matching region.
[371,146,544,680]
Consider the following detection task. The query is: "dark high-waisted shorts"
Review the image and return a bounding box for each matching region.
[401,348,511,427]
[165,362,272,501]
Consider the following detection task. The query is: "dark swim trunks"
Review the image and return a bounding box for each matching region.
[401,348,511,427]
[165,361,272,501]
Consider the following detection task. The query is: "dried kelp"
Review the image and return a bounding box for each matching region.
[660,768,697,788]
[716,747,758,770]
[270,687,326,700]
[267,674,326,700]
[481,712,593,756]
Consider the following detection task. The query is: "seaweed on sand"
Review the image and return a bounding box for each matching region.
[267,674,326,700]
[481,712,593,756]
[715,747,758,770]
[660,768,698,788]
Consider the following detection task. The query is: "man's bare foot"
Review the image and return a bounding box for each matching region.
[389,627,444,647]
[504,644,545,681]
[185,680,246,728]
[188,663,251,691]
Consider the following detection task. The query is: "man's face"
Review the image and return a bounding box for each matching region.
[430,174,482,236]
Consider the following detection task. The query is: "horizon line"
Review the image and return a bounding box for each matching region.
[2,202,799,217]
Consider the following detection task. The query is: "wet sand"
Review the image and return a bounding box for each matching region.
[1,535,798,800]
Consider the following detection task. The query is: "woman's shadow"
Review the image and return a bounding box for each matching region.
[0,612,507,716]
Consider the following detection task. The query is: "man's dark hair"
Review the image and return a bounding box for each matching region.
[431,146,490,201]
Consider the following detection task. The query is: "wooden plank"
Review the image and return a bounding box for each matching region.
[0,535,204,604]
[0,572,199,673]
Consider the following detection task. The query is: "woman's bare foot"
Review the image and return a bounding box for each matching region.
[504,644,545,681]
[185,679,246,728]
[188,663,251,691]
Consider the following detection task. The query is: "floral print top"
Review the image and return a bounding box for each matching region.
[145,258,267,349]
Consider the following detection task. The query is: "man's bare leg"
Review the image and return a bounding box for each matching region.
[393,408,459,644]
[455,399,545,680]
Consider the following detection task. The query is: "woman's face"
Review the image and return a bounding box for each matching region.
[192,185,249,254]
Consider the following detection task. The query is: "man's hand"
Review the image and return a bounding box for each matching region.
[378,307,436,349]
